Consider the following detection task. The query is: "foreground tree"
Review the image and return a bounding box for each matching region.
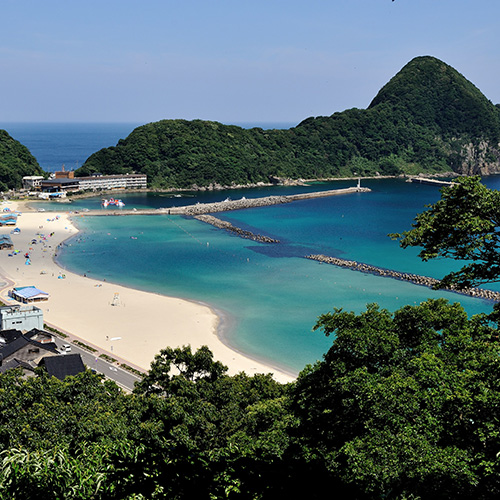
[392,176,500,289]
[292,299,500,499]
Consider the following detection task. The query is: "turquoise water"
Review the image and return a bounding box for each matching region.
[6,122,499,373]
[57,178,499,374]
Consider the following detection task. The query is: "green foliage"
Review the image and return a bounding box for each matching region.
[292,299,500,499]
[77,57,500,189]
[369,56,500,141]
[0,130,43,190]
[393,176,500,288]
[3,310,500,499]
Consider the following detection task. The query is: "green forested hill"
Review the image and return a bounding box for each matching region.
[77,56,500,189]
[0,130,43,190]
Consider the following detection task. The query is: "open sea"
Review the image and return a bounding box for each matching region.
[2,122,499,374]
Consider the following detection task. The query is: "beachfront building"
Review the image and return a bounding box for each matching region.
[22,176,44,190]
[9,286,49,304]
[0,305,44,331]
[0,331,59,375]
[38,173,147,194]
[39,354,85,380]
[77,173,147,191]
[40,178,78,193]
[0,213,18,226]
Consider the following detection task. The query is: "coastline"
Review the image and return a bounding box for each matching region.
[0,201,296,384]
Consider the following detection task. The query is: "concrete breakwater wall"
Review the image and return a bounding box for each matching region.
[178,186,370,215]
[306,254,500,302]
[194,215,280,243]
[408,177,455,187]
[82,186,371,217]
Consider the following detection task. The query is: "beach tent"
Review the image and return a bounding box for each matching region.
[10,286,49,304]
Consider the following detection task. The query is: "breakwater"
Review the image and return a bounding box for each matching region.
[306,254,500,302]
[177,186,370,215]
[80,186,371,217]
[180,195,290,215]
[194,215,280,243]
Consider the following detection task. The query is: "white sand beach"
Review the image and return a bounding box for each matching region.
[0,201,295,383]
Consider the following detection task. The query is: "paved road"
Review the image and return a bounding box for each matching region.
[53,337,142,392]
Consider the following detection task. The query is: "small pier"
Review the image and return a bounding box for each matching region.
[408,177,455,187]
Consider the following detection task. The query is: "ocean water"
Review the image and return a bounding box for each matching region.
[5,123,499,374]
[0,122,141,172]
[57,178,498,374]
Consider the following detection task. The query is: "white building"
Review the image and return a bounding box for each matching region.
[0,305,44,331]
[77,174,147,191]
[22,176,44,190]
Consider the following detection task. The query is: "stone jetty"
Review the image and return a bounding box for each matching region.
[81,186,371,217]
[181,195,290,215]
[194,215,280,243]
[306,254,500,302]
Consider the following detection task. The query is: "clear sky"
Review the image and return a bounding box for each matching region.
[1,0,499,125]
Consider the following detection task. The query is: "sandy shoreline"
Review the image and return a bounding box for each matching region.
[0,201,296,384]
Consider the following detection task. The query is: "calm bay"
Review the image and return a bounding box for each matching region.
[3,123,498,374]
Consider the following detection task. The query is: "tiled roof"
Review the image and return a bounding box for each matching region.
[39,354,85,380]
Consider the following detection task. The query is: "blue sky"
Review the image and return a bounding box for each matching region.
[1,0,499,125]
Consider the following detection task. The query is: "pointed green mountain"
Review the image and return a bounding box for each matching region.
[78,56,500,189]
[368,56,500,141]
[0,129,43,191]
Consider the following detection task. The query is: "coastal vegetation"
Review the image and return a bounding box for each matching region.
[75,56,500,189]
[2,300,500,499]
[0,130,43,190]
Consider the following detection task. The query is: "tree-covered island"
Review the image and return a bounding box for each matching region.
[74,56,500,190]
[1,56,500,191]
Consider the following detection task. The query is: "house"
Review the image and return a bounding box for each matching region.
[0,328,86,380]
[38,354,85,380]
[0,330,59,375]
[9,286,49,304]
[0,305,44,331]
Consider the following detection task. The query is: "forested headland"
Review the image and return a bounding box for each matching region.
[75,56,500,189]
[1,56,499,191]
[0,130,43,191]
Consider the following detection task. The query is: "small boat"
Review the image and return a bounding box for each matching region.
[102,198,125,208]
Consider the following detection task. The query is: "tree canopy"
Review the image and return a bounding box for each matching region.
[2,299,500,498]
[292,299,500,499]
[393,176,500,289]
[0,130,43,190]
